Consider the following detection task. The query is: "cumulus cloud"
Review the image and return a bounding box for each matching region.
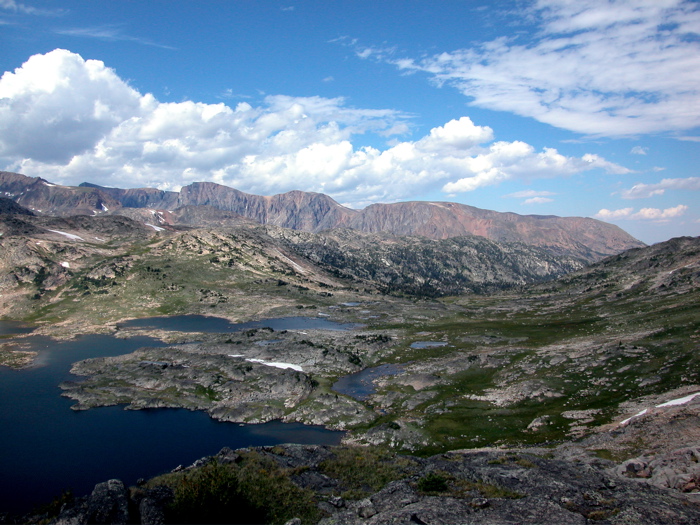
[630,146,647,155]
[0,49,144,163]
[595,208,635,220]
[442,144,629,194]
[595,205,688,221]
[632,205,688,220]
[621,177,700,199]
[383,0,700,137]
[0,49,631,207]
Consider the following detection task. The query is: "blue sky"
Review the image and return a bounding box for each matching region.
[1,0,699,244]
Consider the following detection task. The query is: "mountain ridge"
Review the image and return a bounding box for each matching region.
[0,171,644,262]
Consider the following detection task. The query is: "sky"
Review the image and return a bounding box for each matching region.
[0,0,699,244]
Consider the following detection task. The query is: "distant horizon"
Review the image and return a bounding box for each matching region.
[1,1,699,244]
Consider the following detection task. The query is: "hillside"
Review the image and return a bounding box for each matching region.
[1,198,698,523]
[6,234,699,525]
[0,171,644,262]
[0,212,584,325]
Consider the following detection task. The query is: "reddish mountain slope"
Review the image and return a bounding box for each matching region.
[0,172,644,262]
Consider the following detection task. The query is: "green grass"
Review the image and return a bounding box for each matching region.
[318,446,415,500]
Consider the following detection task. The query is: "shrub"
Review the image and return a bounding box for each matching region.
[417,472,449,493]
[161,455,320,524]
[166,461,260,524]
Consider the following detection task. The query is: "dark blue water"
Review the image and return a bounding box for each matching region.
[118,315,356,332]
[332,364,404,401]
[0,320,344,514]
[0,320,33,336]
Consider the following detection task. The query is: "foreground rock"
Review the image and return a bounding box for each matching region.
[20,443,700,525]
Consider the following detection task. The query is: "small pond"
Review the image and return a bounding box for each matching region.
[410,341,448,349]
[0,318,345,514]
[332,363,404,401]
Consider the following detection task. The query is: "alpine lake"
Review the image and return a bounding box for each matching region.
[0,317,350,514]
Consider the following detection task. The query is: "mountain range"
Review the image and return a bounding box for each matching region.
[0,171,644,263]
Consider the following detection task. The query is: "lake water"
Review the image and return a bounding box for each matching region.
[118,314,357,332]
[0,318,345,514]
[332,363,404,401]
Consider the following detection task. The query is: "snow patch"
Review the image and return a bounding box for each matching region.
[657,392,700,407]
[146,223,165,232]
[620,392,700,425]
[101,203,109,212]
[620,409,647,426]
[60,262,70,268]
[246,358,303,372]
[271,249,306,274]
[48,230,84,241]
[228,354,303,371]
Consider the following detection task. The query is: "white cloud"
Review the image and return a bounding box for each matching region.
[441,144,628,194]
[595,208,635,220]
[0,49,144,163]
[504,190,555,199]
[523,197,554,204]
[595,204,688,221]
[387,0,700,137]
[630,146,647,155]
[0,49,632,207]
[632,205,688,220]
[621,177,700,199]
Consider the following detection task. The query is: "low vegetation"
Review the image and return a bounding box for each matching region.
[146,452,320,524]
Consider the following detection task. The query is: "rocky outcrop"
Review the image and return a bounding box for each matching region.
[51,479,130,525]
[0,197,34,216]
[617,447,700,493]
[40,444,700,525]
